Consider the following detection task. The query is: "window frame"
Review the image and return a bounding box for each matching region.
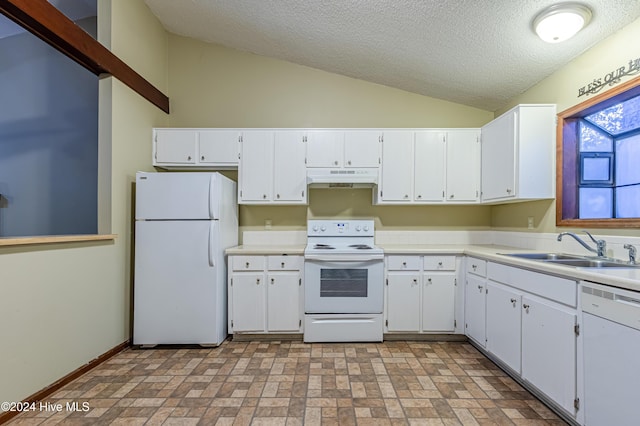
[557,74,640,228]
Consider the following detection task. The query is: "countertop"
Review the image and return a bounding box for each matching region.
[226,243,640,292]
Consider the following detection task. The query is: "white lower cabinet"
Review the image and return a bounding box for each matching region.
[521,295,577,415]
[464,258,487,347]
[486,281,522,373]
[466,259,580,421]
[385,255,457,334]
[228,255,303,334]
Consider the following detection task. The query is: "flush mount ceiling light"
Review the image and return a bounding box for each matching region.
[533,2,592,43]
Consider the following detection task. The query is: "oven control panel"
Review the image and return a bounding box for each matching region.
[307,220,375,237]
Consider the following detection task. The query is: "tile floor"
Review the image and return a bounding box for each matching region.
[8,340,567,425]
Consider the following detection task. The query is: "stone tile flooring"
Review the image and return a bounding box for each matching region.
[8,340,567,425]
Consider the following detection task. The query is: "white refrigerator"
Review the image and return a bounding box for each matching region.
[133,172,238,346]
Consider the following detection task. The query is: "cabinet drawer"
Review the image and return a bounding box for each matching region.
[267,255,302,271]
[423,256,456,271]
[232,256,265,271]
[466,257,487,277]
[387,256,422,270]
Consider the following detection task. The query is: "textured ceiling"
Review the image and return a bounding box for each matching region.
[144,0,640,111]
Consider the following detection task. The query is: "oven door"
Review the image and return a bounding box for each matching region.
[304,257,383,314]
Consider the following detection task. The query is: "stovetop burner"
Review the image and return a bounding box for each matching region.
[349,244,372,250]
[313,244,335,250]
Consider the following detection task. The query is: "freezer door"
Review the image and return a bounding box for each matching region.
[135,172,221,220]
[133,220,226,345]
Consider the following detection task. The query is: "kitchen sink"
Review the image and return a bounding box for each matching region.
[500,253,640,268]
[502,253,583,260]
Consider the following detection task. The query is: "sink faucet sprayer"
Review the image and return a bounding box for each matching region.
[557,230,607,258]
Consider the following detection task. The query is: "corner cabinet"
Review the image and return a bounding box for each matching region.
[385,255,459,334]
[481,104,556,203]
[228,255,303,335]
[153,128,239,169]
[238,131,307,204]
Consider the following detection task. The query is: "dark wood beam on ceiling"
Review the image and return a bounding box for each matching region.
[0,0,169,113]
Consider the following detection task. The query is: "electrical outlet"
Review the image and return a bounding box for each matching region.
[527,217,534,229]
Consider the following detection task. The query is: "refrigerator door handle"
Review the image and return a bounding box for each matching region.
[208,174,215,219]
[208,222,215,267]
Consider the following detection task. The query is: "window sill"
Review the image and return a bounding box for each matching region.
[0,234,117,247]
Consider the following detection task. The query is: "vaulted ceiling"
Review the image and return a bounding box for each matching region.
[145,0,640,111]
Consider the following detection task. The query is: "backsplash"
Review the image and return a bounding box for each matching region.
[240,229,640,262]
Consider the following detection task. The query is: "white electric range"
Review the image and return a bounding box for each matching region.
[303,219,384,342]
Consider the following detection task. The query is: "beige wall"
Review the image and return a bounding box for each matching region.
[492,18,640,236]
[0,0,168,404]
[166,35,494,231]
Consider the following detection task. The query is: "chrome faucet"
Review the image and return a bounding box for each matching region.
[557,230,607,258]
[624,244,637,264]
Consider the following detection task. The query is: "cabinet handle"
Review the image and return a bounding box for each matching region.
[334,160,338,165]
[271,278,274,285]
[245,262,250,268]
[402,261,407,267]
[404,194,409,199]
[187,156,192,161]
[438,262,443,266]
[510,298,517,303]
[450,194,455,199]
[478,285,483,290]
[281,262,285,268]
[523,303,530,313]
[263,194,267,199]
[417,195,422,199]
[277,194,280,199]
[427,278,432,283]
[201,155,205,161]
[348,160,352,165]
[472,265,477,270]
[413,278,418,284]
[506,188,512,194]
[256,278,260,285]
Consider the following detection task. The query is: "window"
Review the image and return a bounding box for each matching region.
[557,76,640,227]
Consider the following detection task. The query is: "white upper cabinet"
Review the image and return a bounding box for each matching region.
[379,131,414,201]
[239,131,307,204]
[481,104,556,203]
[306,130,380,168]
[377,130,473,205]
[344,130,381,168]
[415,131,446,202]
[154,129,197,165]
[239,131,274,203]
[153,128,239,169]
[446,130,480,202]
[306,131,345,167]
[274,131,306,202]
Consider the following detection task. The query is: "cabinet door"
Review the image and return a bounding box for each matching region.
[486,282,522,373]
[446,130,480,202]
[380,131,414,202]
[522,296,577,414]
[422,274,455,332]
[345,130,381,167]
[386,272,420,332]
[464,274,486,347]
[198,130,239,166]
[481,111,516,201]
[230,272,266,332]
[239,131,274,202]
[306,130,344,167]
[267,272,301,332]
[154,129,197,164]
[415,131,446,202]
[274,131,306,203]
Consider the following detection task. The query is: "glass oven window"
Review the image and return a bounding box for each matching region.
[320,269,368,297]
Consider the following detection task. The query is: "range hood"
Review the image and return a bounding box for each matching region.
[307,168,379,188]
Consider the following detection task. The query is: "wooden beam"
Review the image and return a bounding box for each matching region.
[0,0,169,113]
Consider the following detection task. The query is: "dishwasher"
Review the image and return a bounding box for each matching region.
[581,281,640,426]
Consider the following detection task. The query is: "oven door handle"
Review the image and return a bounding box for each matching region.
[305,255,383,262]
